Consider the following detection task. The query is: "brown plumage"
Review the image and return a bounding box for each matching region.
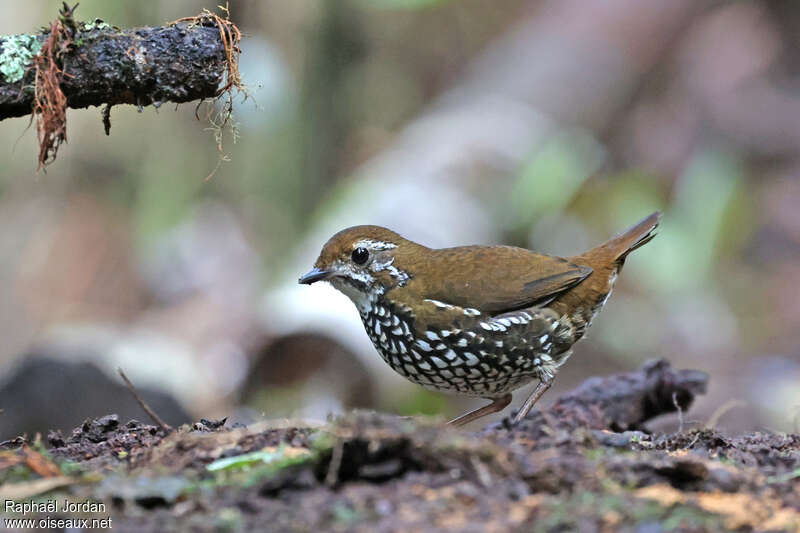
[300,212,661,426]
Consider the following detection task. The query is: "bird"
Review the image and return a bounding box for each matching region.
[299,212,661,427]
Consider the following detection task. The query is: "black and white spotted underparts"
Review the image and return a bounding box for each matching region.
[359,296,578,397]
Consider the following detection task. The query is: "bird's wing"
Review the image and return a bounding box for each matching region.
[420,245,592,315]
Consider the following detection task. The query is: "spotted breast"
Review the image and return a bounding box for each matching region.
[359,293,577,397]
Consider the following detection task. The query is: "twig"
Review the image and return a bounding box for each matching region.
[117,368,173,432]
[705,399,745,429]
[326,438,344,487]
[101,103,111,135]
[683,431,701,450]
[672,392,684,433]
[470,455,493,488]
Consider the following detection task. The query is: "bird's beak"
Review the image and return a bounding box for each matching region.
[298,267,334,285]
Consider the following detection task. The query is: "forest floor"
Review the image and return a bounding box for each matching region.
[0,360,798,532]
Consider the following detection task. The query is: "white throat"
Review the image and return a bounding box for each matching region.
[330,278,382,314]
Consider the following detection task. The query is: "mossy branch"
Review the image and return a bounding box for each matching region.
[0,4,242,168]
[0,22,237,119]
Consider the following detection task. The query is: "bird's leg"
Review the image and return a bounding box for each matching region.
[447,394,512,427]
[512,377,554,424]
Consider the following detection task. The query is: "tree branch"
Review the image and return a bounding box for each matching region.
[0,18,237,121]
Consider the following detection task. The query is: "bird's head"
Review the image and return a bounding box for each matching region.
[299,225,419,310]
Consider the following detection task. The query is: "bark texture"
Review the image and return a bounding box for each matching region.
[0,21,229,120]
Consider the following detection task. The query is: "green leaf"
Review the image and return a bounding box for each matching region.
[206,444,312,472]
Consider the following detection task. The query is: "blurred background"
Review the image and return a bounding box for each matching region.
[1,0,799,438]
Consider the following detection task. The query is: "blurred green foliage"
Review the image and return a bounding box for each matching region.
[359,0,456,9]
[510,130,605,224]
[643,150,748,293]
[394,388,450,417]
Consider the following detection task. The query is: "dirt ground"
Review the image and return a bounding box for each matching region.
[1,359,798,532]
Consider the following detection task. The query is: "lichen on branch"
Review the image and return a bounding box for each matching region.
[0,34,42,83]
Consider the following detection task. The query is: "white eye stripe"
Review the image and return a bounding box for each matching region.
[355,239,397,251]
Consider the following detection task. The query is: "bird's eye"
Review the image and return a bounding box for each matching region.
[351,247,369,265]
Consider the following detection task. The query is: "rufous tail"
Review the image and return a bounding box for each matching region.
[582,211,661,269]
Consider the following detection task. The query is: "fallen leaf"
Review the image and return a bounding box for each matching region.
[22,445,62,477]
[0,476,74,500]
[634,484,800,530]
[696,492,800,531]
[634,484,684,507]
